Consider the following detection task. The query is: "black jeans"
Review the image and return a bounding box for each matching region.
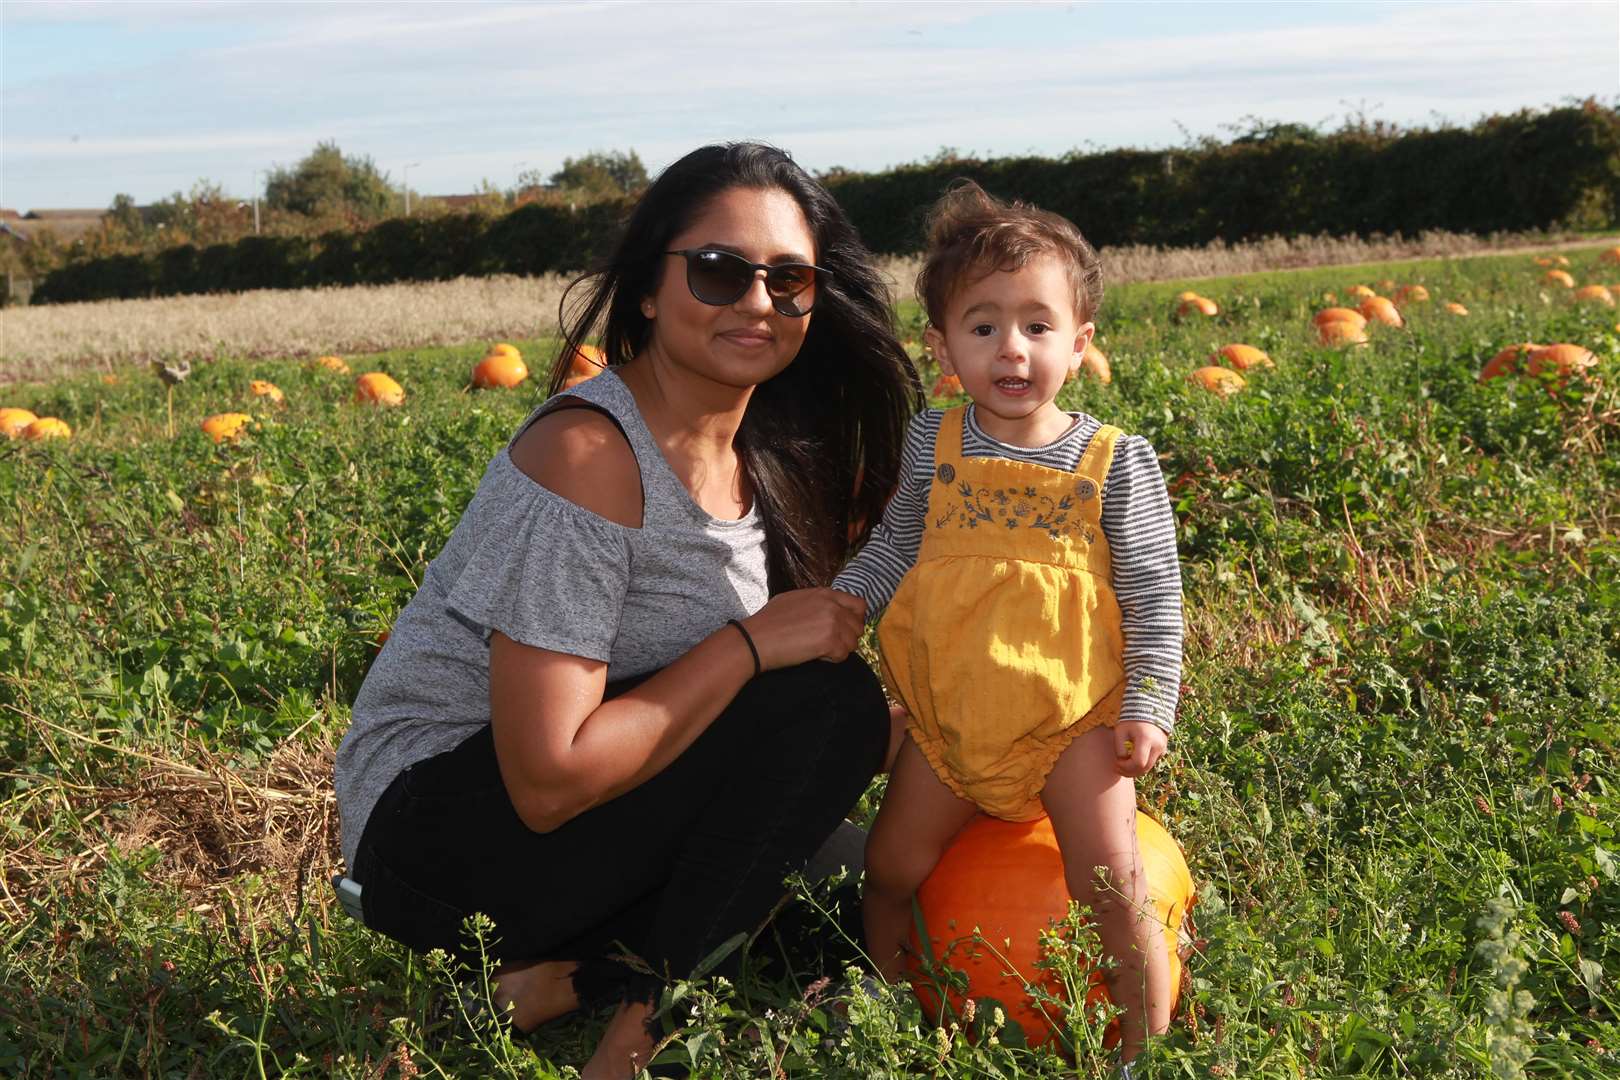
[351,655,888,1009]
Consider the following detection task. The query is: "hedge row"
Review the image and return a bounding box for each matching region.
[828,106,1620,253]
[30,200,632,304]
[32,105,1620,305]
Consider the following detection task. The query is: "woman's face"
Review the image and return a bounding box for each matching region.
[643,185,817,389]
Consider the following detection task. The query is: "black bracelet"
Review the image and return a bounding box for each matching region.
[726,618,761,678]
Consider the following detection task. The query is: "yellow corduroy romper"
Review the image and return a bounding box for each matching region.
[877,406,1128,821]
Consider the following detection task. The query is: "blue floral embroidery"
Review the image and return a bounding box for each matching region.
[936,479,1096,542]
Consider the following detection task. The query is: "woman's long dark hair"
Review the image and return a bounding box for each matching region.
[548,142,922,592]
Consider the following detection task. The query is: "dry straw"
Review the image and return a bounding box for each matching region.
[0,229,1600,384]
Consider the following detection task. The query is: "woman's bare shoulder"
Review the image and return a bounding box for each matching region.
[508,404,644,528]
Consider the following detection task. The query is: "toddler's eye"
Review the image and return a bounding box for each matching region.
[1027,323,1052,335]
[971,324,995,337]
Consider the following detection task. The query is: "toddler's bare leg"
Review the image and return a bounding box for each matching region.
[1042,724,1171,1063]
[862,736,979,981]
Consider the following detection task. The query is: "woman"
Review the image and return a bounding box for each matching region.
[335,142,918,1078]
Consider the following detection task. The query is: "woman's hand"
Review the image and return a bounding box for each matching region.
[1114,721,1168,777]
[741,588,867,669]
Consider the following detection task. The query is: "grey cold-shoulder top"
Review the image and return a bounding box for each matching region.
[335,369,771,867]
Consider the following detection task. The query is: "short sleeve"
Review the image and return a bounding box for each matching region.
[442,479,633,661]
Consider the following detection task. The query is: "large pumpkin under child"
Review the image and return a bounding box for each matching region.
[907,811,1195,1049]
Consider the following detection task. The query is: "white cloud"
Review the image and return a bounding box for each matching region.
[2,0,1615,207]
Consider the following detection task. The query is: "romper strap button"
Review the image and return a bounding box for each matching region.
[937,463,956,484]
[1075,478,1098,501]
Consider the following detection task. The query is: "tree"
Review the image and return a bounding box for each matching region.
[547,150,647,200]
[106,193,146,237]
[264,141,396,223]
[144,181,245,246]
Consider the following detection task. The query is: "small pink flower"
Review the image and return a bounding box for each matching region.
[1475,796,1494,816]
[1552,792,1565,812]
[1558,910,1582,935]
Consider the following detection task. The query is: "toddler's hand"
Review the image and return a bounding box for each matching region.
[1114,721,1167,777]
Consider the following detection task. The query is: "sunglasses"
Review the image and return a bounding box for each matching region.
[666,249,828,317]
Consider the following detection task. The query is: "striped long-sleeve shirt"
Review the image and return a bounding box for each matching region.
[833,406,1184,735]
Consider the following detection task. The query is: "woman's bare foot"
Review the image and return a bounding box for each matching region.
[490,960,581,1032]
[581,1000,657,1079]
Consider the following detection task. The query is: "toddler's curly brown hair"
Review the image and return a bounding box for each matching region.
[915,180,1103,329]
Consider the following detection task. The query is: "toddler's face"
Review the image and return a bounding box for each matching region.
[925,255,1093,444]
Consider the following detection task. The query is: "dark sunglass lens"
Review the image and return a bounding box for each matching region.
[687,250,752,305]
[765,265,813,296]
[767,265,815,315]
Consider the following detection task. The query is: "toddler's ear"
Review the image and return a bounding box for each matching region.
[923,326,954,375]
[1073,321,1095,354]
[1070,321,1096,374]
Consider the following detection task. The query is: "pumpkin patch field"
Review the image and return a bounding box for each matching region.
[1,245,1617,1078]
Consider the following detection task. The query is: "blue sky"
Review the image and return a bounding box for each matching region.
[3,0,1616,212]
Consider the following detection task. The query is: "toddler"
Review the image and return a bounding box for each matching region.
[833,182,1182,1068]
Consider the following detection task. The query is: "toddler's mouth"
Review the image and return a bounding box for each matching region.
[995,377,1031,391]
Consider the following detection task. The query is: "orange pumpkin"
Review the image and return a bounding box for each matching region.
[1359,296,1404,328]
[1176,296,1218,318]
[1317,319,1369,347]
[487,342,523,364]
[1174,290,1201,302]
[1393,284,1430,306]
[1543,270,1575,288]
[1190,366,1245,396]
[1573,285,1615,307]
[568,344,607,379]
[249,379,285,405]
[908,812,1193,1049]
[1526,343,1598,379]
[1,407,39,439]
[311,355,352,375]
[201,412,252,443]
[354,372,405,407]
[472,352,529,389]
[931,372,964,398]
[1213,344,1272,371]
[1479,343,1542,382]
[1313,307,1367,331]
[1444,302,1469,316]
[23,417,71,440]
[1080,341,1112,384]
[1347,285,1376,300]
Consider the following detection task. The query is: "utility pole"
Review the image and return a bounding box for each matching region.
[513,161,528,204]
[403,162,421,216]
[252,169,264,234]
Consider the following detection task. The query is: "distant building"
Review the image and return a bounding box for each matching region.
[4,208,109,243]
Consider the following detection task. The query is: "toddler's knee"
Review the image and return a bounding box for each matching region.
[863,832,932,903]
